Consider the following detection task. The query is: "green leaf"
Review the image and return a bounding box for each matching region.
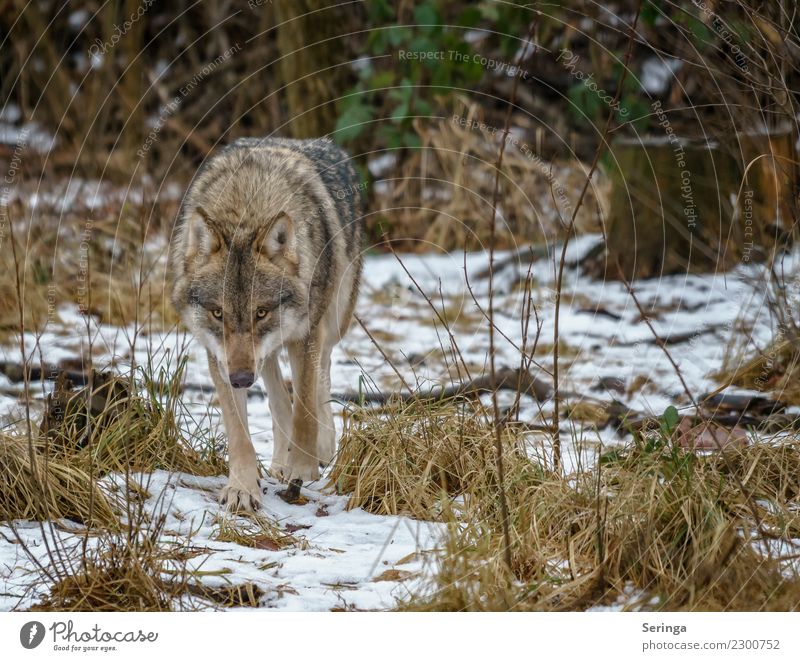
[366,0,394,22]
[381,124,405,149]
[367,29,388,53]
[335,100,374,142]
[390,100,410,122]
[388,80,414,104]
[567,83,602,123]
[409,35,438,56]
[413,3,440,29]
[641,0,662,29]
[403,131,422,149]
[369,70,396,90]
[458,7,482,28]
[663,405,680,432]
[618,97,652,133]
[387,25,412,48]
[414,97,433,115]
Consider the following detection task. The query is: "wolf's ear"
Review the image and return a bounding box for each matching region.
[183,206,226,271]
[195,206,227,254]
[255,211,297,263]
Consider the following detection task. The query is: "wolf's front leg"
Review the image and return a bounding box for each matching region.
[207,352,261,511]
[316,338,336,465]
[260,354,293,477]
[287,332,322,482]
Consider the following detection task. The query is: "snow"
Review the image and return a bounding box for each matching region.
[0,121,56,154]
[0,231,793,610]
[367,152,398,178]
[0,104,21,123]
[68,9,90,30]
[0,471,440,611]
[640,57,682,95]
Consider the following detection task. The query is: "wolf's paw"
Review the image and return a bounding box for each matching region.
[286,459,319,483]
[271,459,319,483]
[269,458,319,483]
[267,461,288,482]
[219,479,262,512]
[316,436,336,467]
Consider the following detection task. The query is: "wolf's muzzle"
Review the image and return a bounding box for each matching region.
[229,371,255,389]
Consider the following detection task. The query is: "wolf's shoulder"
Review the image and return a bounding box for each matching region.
[225,136,353,171]
[225,136,362,226]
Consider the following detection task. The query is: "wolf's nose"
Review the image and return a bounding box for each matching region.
[229,371,255,389]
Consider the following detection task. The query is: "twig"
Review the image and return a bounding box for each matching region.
[619,266,779,558]
[485,19,538,572]
[551,0,643,472]
[353,313,414,397]
[6,208,59,582]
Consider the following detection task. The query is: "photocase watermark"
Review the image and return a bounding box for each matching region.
[651,100,697,231]
[87,0,155,58]
[556,49,630,118]
[741,189,754,262]
[0,126,29,251]
[398,49,530,81]
[77,218,93,313]
[138,42,242,159]
[20,621,45,649]
[248,0,273,8]
[691,0,749,74]
[21,620,159,653]
[753,323,786,390]
[451,114,573,223]
[334,179,368,200]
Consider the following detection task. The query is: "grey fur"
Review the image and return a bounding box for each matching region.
[169,136,364,510]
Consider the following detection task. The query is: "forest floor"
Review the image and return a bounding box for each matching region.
[2,229,798,611]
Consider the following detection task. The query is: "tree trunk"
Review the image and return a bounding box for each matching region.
[598,128,797,280]
[273,0,349,139]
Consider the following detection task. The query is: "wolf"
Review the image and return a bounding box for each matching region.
[169,136,363,511]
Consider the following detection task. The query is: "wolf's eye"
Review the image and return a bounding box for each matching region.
[255,308,268,320]
[211,308,223,320]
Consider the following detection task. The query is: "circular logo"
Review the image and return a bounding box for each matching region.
[20,621,45,649]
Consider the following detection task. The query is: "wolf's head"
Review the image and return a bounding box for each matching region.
[170,146,340,388]
[175,200,308,388]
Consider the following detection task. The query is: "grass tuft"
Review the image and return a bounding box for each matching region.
[214,514,304,551]
[31,517,201,612]
[328,399,544,519]
[0,433,117,526]
[717,338,800,404]
[42,360,227,477]
[331,399,800,611]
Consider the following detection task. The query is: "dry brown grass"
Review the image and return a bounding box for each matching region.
[370,100,609,251]
[0,206,177,342]
[330,399,800,611]
[0,433,117,526]
[28,494,185,612]
[214,513,304,551]
[28,509,232,612]
[328,399,545,519]
[32,534,186,611]
[43,362,227,478]
[2,349,225,543]
[718,338,800,405]
[184,582,267,609]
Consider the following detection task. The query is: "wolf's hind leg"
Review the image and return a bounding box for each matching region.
[316,338,336,466]
[261,354,293,478]
[287,332,322,482]
[207,352,261,511]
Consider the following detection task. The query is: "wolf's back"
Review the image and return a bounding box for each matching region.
[170,136,365,325]
[223,136,363,252]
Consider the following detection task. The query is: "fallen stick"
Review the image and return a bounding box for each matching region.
[7,361,797,434]
[0,361,554,404]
